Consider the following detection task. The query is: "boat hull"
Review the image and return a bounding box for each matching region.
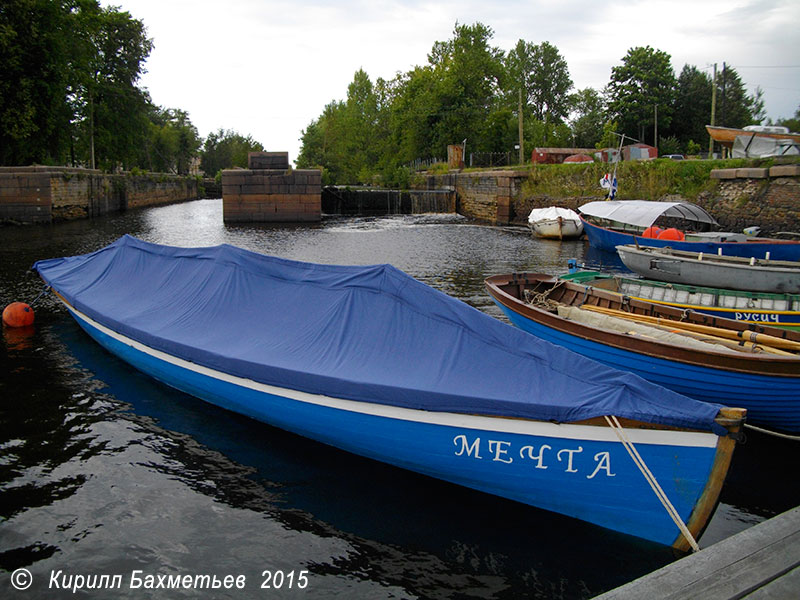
[530,218,584,239]
[582,218,800,261]
[61,295,729,549]
[486,275,800,433]
[706,125,800,149]
[617,245,800,294]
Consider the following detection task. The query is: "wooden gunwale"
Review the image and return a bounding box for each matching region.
[706,124,800,148]
[485,274,800,377]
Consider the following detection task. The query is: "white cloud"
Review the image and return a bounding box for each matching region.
[105,0,800,163]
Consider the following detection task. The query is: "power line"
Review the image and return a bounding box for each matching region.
[730,65,800,69]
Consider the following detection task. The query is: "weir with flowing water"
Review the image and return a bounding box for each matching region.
[322,186,455,215]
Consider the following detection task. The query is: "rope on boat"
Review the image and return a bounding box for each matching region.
[744,423,800,441]
[604,415,701,552]
[523,281,564,311]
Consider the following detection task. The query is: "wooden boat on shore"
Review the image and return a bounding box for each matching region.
[528,207,584,239]
[579,200,800,261]
[617,245,800,294]
[560,270,800,330]
[485,272,800,433]
[33,235,746,550]
[706,124,800,150]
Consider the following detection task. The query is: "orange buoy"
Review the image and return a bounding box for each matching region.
[2,302,35,327]
[642,226,663,239]
[657,227,685,241]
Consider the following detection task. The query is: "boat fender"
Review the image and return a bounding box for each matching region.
[2,302,35,328]
[642,226,663,239]
[657,228,685,241]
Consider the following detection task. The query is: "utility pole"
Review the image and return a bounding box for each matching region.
[709,63,717,158]
[654,104,658,150]
[518,88,524,165]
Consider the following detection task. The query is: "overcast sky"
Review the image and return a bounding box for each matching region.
[102,0,800,164]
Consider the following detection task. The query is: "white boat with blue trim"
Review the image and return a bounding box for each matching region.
[33,236,745,550]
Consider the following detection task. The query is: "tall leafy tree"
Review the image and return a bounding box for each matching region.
[142,107,201,174]
[0,0,74,165]
[670,65,712,149]
[569,87,605,147]
[714,64,762,128]
[606,46,676,145]
[78,4,153,169]
[506,40,572,124]
[426,22,505,154]
[200,129,264,178]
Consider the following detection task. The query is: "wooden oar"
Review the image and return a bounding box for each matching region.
[581,304,800,354]
[629,319,789,355]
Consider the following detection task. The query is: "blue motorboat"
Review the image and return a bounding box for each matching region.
[33,236,745,550]
[579,200,800,261]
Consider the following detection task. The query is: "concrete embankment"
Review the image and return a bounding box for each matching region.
[0,166,199,224]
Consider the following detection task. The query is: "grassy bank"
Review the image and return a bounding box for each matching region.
[518,158,778,201]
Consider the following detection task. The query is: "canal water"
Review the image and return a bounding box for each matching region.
[1,199,797,599]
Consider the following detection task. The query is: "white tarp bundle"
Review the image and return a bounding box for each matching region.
[733,134,800,158]
[527,206,581,224]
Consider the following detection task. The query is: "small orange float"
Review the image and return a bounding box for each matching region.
[2,302,35,327]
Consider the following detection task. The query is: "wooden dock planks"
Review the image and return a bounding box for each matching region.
[594,506,800,599]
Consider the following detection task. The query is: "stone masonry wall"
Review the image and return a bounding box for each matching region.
[0,166,198,224]
[422,164,800,233]
[222,152,321,223]
[0,169,53,223]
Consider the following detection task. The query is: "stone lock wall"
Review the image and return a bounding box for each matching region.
[0,168,54,223]
[708,165,800,233]
[422,163,800,233]
[222,152,321,223]
[0,166,198,224]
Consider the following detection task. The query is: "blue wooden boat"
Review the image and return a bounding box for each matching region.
[33,236,745,550]
[486,273,800,433]
[579,200,800,261]
[560,270,800,331]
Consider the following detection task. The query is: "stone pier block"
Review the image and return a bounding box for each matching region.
[769,165,800,177]
[735,168,769,179]
[222,155,321,223]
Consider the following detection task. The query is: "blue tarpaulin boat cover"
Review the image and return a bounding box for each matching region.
[33,235,724,432]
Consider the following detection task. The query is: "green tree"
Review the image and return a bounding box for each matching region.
[776,106,800,132]
[78,4,153,169]
[0,0,74,165]
[714,64,761,128]
[606,46,676,145]
[569,87,605,147]
[0,0,155,168]
[670,65,712,148]
[142,107,201,174]
[200,129,264,178]
[424,22,505,154]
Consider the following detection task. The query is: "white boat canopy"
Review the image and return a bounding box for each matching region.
[579,200,719,228]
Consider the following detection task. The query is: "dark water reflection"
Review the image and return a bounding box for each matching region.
[1,200,796,599]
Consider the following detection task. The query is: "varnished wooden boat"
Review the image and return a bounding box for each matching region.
[706,124,800,149]
[486,273,800,432]
[560,270,800,330]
